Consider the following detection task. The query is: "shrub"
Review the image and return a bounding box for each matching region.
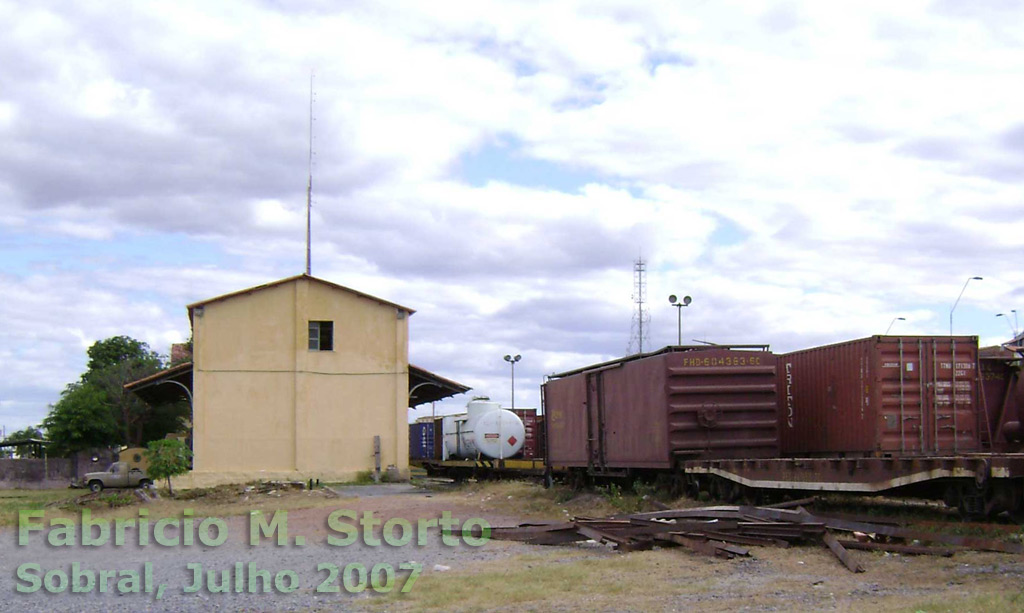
[145,439,192,496]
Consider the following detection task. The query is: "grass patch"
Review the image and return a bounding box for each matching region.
[434,479,696,521]
[323,470,396,486]
[906,590,1024,613]
[815,494,1024,544]
[60,492,136,509]
[1,484,353,527]
[0,489,80,526]
[376,549,712,612]
[351,470,377,485]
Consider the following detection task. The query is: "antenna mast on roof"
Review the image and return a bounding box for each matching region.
[306,71,315,276]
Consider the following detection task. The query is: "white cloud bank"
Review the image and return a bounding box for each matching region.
[1,0,1023,427]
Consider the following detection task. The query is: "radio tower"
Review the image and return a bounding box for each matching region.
[305,72,314,276]
[628,257,650,355]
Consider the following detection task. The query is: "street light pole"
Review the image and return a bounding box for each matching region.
[668,295,692,346]
[504,354,521,411]
[885,317,905,335]
[949,276,983,335]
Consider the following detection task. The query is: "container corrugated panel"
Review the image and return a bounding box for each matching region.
[409,422,435,460]
[662,349,779,460]
[511,409,539,459]
[979,355,1023,452]
[543,346,779,470]
[780,336,980,456]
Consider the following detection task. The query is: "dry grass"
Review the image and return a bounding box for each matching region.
[7,481,1023,612]
[907,591,1024,613]
[1,484,356,527]
[0,489,80,526]
[372,543,1024,613]
[376,548,717,612]
[366,481,1024,613]
[425,479,697,522]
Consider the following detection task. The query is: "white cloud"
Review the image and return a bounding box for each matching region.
[2,0,1024,427]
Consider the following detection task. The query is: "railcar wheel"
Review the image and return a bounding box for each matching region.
[957,483,989,520]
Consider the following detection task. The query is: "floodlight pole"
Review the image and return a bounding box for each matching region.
[668,295,693,346]
[886,317,905,335]
[504,354,521,411]
[949,276,983,335]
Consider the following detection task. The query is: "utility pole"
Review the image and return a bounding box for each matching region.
[306,72,314,276]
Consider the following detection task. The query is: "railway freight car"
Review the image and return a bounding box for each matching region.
[979,344,1024,452]
[781,335,982,455]
[684,336,1024,517]
[542,345,780,486]
[411,399,547,479]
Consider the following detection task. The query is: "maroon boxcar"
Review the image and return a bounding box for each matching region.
[543,346,779,472]
[780,336,981,456]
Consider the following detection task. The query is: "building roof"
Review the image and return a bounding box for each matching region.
[408,364,472,407]
[123,361,194,405]
[125,362,470,407]
[548,344,772,379]
[186,274,415,324]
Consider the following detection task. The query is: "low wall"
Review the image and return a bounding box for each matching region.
[0,458,75,489]
[0,449,116,489]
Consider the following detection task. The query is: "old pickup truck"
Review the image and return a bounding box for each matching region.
[82,461,153,492]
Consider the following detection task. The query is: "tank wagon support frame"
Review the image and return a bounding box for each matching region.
[414,458,548,481]
[683,454,1024,517]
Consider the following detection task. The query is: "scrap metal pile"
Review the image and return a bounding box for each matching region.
[486,499,1024,573]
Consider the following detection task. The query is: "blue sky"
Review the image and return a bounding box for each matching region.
[2,0,1023,431]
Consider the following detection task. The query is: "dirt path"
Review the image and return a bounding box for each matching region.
[0,485,532,612]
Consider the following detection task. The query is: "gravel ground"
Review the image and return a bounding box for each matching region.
[0,487,531,612]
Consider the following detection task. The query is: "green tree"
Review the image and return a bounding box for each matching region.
[42,382,119,457]
[85,335,162,373]
[144,438,192,496]
[43,336,190,455]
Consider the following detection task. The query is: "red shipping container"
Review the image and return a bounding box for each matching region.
[544,346,779,470]
[780,336,980,456]
[511,408,540,459]
[978,348,1024,452]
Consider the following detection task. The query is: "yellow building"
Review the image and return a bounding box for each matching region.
[127,274,467,487]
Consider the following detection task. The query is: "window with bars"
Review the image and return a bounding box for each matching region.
[308,321,334,351]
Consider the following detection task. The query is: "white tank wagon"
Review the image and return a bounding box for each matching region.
[442,398,526,460]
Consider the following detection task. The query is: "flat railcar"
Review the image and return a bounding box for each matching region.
[542,338,1024,517]
[409,338,1024,517]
